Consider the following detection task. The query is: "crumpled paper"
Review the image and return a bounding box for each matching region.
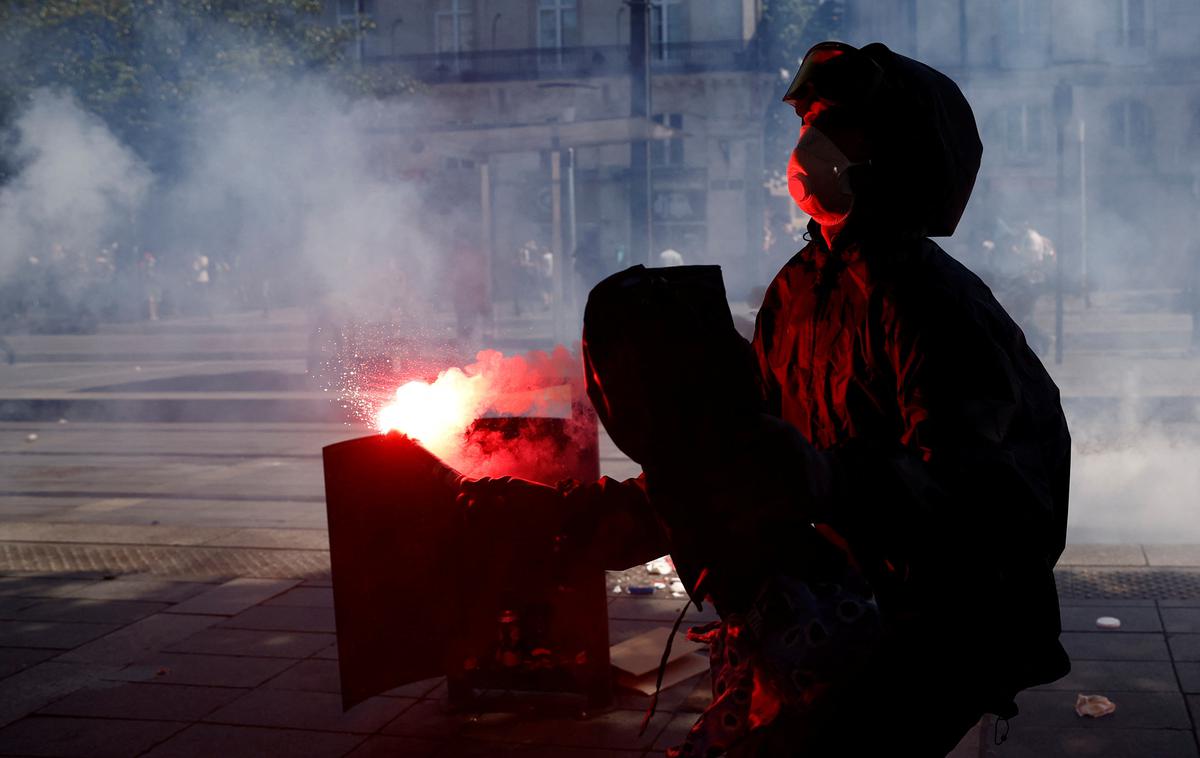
[1075,693,1116,718]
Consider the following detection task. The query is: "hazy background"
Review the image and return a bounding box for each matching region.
[0,0,1197,543]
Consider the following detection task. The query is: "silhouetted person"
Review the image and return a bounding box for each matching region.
[749,41,1071,754]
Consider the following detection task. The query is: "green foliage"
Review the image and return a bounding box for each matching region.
[758,0,845,170]
[0,0,405,173]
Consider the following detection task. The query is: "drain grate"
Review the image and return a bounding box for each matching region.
[0,542,330,581]
[1055,568,1200,600]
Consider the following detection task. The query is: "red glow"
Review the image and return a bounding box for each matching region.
[375,369,480,458]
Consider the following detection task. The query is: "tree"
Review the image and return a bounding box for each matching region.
[758,0,846,173]
[0,0,406,176]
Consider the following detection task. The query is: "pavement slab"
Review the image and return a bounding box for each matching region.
[1164,607,1200,633]
[1060,631,1172,661]
[261,658,341,694]
[37,681,242,721]
[1059,545,1148,567]
[203,688,413,733]
[0,714,186,758]
[164,626,335,658]
[41,577,213,603]
[1168,634,1200,662]
[0,661,119,728]
[140,723,364,758]
[216,604,336,634]
[4,597,168,625]
[988,725,1200,757]
[1014,690,1193,729]
[102,652,295,688]
[1059,605,1164,633]
[0,619,118,650]
[55,612,217,665]
[262,586,333,608]
[1177,662,1200,694]
[166,578,301,616]
[0,648,52,680]
[1035,660,1182,692]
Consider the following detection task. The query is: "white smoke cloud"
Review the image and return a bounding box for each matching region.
[0,91,152,277]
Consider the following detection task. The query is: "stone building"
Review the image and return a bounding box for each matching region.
[842,0,1200,291]
[325,0,778,305]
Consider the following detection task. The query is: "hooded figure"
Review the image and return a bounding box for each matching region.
[753,41,1072,752]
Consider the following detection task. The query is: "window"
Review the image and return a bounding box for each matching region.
[1004,104,1044,159]
[336,0,371,62]
[651,113,684,167]
[435,0,474,55]
[1107,99,1153,157]
[537,0,579,50]
[651,0,687,60]
[1114,0,1147,48]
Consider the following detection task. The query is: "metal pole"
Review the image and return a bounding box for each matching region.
[628,0,652,266]
[480,160,495,339]
[566,147,578,315]
[551,150,565,344]
[1079,120,1089,308]
[1053,81,1072,365]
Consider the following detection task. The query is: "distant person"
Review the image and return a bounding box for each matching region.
[191,254,212,317]
[139,252,162,321]
[657,248,684,267]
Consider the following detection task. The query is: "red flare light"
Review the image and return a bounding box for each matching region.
[375,369,480,458]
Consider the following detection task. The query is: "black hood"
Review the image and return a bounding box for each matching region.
[581,265,761,469]
[785,41,982,238]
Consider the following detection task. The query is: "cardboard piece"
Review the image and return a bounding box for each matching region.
[611,626,710,696]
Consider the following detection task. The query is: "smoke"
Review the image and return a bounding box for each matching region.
[0,91,152,279]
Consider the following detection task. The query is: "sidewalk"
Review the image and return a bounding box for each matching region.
[0,522,1195,757]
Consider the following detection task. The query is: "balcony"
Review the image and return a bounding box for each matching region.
[364,40,762,84]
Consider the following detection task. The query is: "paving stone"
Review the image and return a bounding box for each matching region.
[612,670,707,713]
[6,598,168,625]
[987,726,1199,758]
[1169,634,1200,661]
[0,619,118,649]
[262,658,340,693]
[206,528,329,550]
[312,643,338,660]
[344,735,442,757]
[38,681,242,721]
[0,661,119,728]
[164,627,334,658]
[46,578,212,603]
[166,578,301,616]
[1058,545,1147,567]
[608,598,715,623]
[1055,598,1157,608]
[1177,662,1200,693]
[1060,632,1170,661]
[216,604,335,633]
[0,715,186,758]
[1143,545,1200,567]
[1162,607,1200,633]
[384,701,671,751]
[140,723,363,758]
[56,613,217,665]
[383,677,444,698]
[0,598,37,616]
[203,688,413,733]
[1033,660,1181,692]
[0,576,95,598]
[103,652,295,688]
[1014,690,1192,729]
[1059,605,1163,633]
[609,618,671,645]
[262,586,333,608]
[0,647,52,680]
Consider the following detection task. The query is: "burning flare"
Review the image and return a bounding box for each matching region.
[375,369,481,458]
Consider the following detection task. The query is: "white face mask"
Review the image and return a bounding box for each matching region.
[788,125,856,227]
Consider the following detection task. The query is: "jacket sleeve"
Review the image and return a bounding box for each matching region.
[561,474,671,571]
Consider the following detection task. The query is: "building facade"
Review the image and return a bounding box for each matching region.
[842,0,1200,291]
[328,0,777,303]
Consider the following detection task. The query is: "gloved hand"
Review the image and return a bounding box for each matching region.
[456,476,565,533]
